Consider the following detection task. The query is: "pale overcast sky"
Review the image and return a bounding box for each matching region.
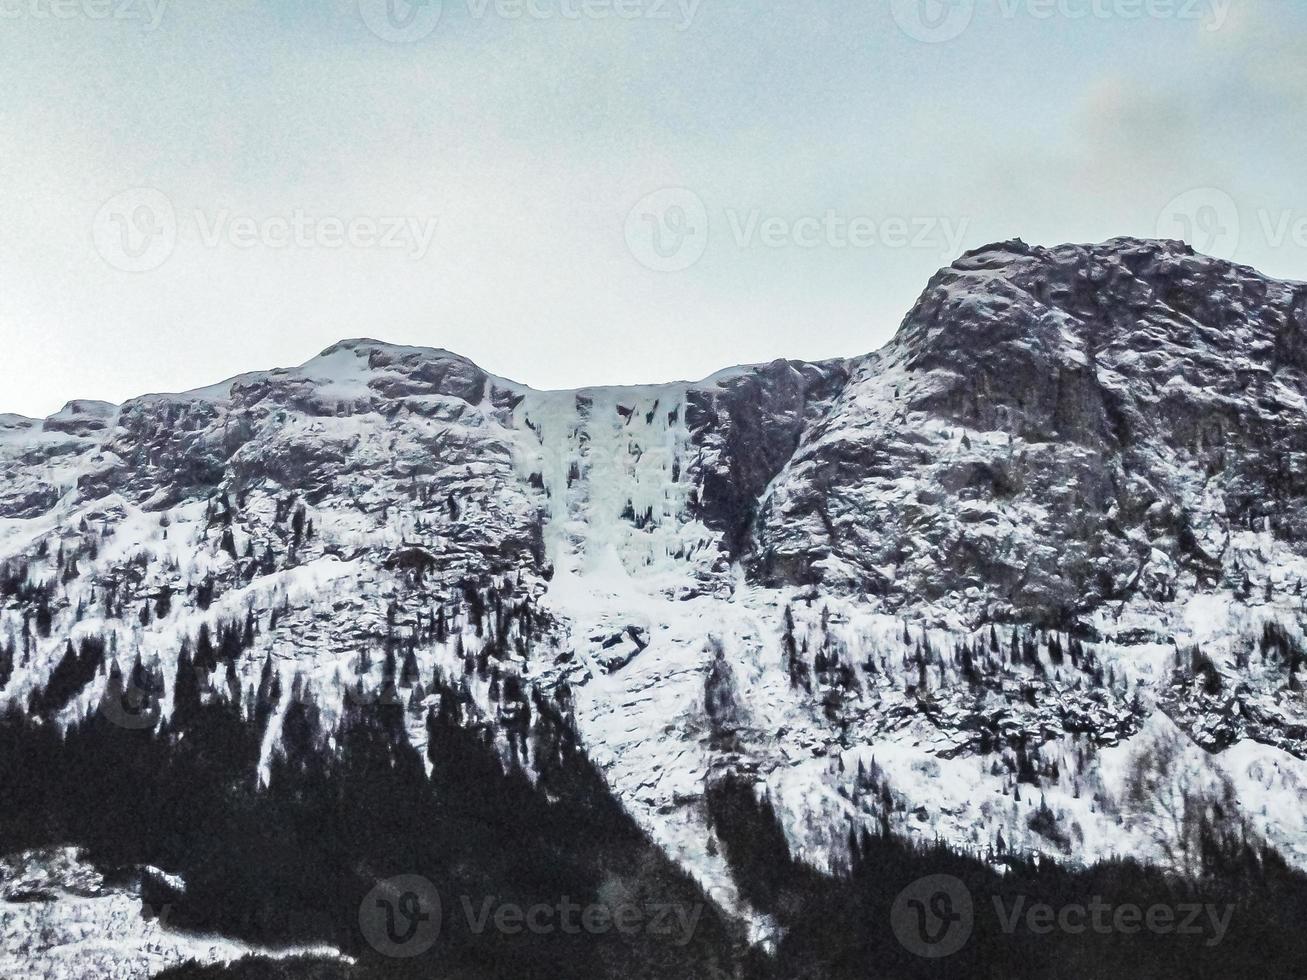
[1,0,1304,417]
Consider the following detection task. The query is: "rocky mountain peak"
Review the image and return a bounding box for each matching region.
[3,243,1307,955]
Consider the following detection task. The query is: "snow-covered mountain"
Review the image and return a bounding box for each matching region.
[4,237,1307,974]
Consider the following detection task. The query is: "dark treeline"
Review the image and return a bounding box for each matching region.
[706,775,1307,980]
[150,770,1307,980]
[8,624,1307,978]
[0,663,744,980]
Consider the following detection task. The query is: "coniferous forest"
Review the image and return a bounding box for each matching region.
[5,647,1307,979]
[706,775,1307,980]
[0,653,746,980]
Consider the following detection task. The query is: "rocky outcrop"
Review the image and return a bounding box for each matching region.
[685,359,848,558]
[753,238,1307,623]
[4,239,1307,907]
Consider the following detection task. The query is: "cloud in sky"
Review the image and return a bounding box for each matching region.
[0,0,1303,417]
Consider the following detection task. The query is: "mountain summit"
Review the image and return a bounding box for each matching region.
[3,239,1307,974]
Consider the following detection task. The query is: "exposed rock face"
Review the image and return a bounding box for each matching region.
[754,238,1307,623]
[3,239,1307,940]
[41,401,116,437]
[685,359,848,559]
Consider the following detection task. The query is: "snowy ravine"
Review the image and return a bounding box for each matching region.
[3,237,1307,968]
